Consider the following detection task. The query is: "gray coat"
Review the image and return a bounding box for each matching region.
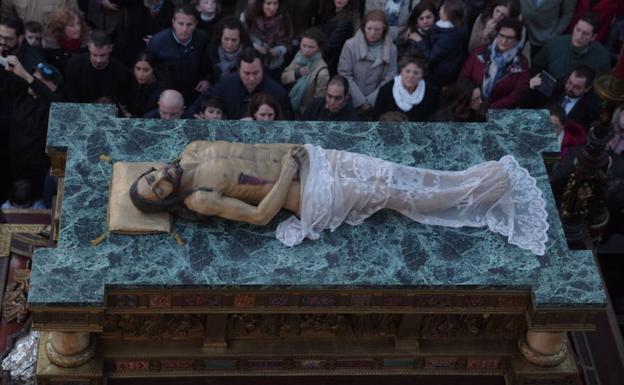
[337,29,398,108]
[519,0,577,46]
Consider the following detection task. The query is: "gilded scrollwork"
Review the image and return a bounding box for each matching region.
[420,314,525,339]
[103,314,204,340]
[227,314,401,338]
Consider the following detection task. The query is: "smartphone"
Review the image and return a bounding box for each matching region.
[0,56,8,69]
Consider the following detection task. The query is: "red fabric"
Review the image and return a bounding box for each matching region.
[561,121,588,158]
[459,45,530,109]
[57,36,81,51]
[566,0,620,43]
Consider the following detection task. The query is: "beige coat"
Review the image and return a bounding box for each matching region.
[281,56,330,115]
[337,29,397,108]
[1,0,79,28]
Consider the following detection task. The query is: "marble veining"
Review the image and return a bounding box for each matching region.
[28,104,606,308]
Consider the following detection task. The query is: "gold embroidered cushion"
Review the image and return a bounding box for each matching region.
[108,162,172,234]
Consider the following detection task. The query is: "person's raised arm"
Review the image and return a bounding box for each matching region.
[184,147,306,225]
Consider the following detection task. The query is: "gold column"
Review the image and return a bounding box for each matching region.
[518,331,567,367]
[45,331,95,368]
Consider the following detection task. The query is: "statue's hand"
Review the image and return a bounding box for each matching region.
[281,149,299,172]
[282,147,307,172]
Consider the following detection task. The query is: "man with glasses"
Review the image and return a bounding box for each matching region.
[0,17,44,72]
[0,56,63,203]
[302,75,358,121]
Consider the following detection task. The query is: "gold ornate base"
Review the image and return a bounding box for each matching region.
[517,334,567,367]
[46,333,96,368]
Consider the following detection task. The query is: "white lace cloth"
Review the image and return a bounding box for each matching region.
[276,145,549,255]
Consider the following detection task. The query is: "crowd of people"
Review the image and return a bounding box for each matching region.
[0,0,623,220]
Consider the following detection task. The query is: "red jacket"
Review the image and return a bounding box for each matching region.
[566,0,620,43]
[561,121,587,158]
[459,45,530,109]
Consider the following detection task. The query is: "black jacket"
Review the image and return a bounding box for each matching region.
[412,25,468,87]
[123,78,165,117]
[65,53,130,103]
[147,28,211,104]
[186,73,293,120]
[112,0,176,67]
[523,79,601,130]
[302,96,358,121]
[0,70,62,191]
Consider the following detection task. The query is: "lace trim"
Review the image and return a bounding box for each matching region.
[276,148,550,256]
[492,155,549,255]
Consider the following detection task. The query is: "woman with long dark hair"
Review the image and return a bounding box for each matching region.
[244,0,293,78]
[431,79,487,122]
[410,0,469,87]
[121,51,168,117]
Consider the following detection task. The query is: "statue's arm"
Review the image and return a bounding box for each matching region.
[184,148,305,226]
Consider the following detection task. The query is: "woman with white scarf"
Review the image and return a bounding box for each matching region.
[373,54,439,121]
[459,17,529,109]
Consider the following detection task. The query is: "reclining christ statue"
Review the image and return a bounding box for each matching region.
[129,141,549,255]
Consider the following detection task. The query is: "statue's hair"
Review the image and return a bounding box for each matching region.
[129,167,184,213]
[129,166,213,222]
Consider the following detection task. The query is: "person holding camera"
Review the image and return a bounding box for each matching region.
[0,56,63,202]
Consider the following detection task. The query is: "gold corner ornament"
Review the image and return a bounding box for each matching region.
[0,224,48,257]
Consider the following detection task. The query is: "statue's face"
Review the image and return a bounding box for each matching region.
[136,164,182,201]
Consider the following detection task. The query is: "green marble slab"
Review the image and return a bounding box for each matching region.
[29,103,606,309]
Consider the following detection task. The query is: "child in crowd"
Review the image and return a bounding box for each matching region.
[24,21,43,48]
[196,96,226,120]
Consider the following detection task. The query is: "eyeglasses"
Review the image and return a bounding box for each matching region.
[497,33,517,41]
[0,34,17,42]
[36,62,55,77]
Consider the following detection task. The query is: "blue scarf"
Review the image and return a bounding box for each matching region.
[289,51,321,110]
[384,0,404,27]
[483,42,520,99]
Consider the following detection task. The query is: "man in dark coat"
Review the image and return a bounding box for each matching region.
[526,65,600,132]
[112,0,175,67]
[0,16,46,201]
[187,47,293,120]
[0,56,63,199]
[65,30,130,103]
[302,75,358,121]
[147,3,211,104]
[0,16,45,70]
